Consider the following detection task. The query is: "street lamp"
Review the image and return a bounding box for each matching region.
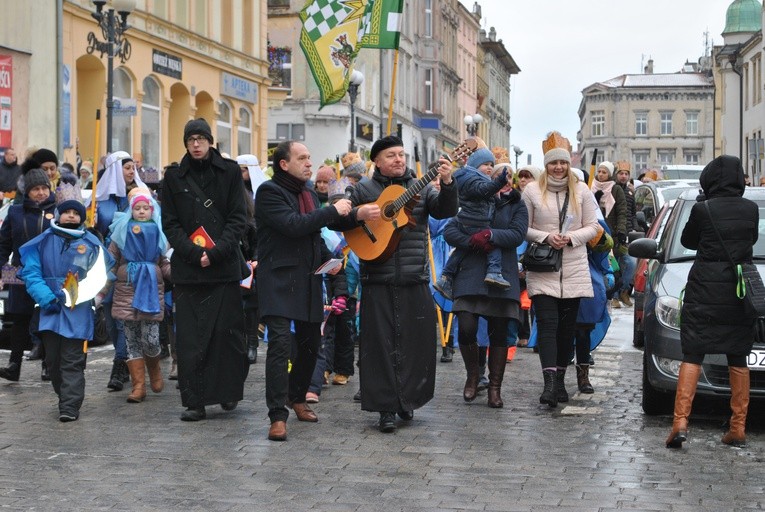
[464,113,483,137]
[87,0,136,154]
[347,70,364,152]
[512,145,523,169]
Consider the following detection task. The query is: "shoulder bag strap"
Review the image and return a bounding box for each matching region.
[183,174,226,226]
[704,200,746,298]
[558,191,570,232]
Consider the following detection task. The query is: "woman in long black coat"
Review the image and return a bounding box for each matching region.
[0,167,56,382]
[667,155,759,449]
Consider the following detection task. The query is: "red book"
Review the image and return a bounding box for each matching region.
[190,226,215,249]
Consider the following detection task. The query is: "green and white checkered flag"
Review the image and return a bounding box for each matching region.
[303,0,353,42]
[359,0,403,49]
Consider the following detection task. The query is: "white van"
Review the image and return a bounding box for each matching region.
[659,165,704,180]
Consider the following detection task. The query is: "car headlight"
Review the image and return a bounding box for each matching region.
[655,295,681,330]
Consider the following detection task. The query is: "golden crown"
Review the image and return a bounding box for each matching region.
[542,131,571,155]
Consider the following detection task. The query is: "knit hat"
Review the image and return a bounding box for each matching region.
[370,135,404,161]
[183,118,214,145]
[56,199,86,223]
[517,165,541,180]
[598,161,615,177]
[129,187,154,210]
[315,166,335,183]
[23,168,51,193]
[32,148,58,166]
[343,161,366,180]
[543,148,571,166]
[466,147,495,170]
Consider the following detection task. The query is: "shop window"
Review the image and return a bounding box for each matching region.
[113,67,132,154]
[217,99,233,155]
[140,76,161,171]
[238,107,252,155]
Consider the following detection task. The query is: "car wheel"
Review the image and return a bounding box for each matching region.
[642,350,674,416]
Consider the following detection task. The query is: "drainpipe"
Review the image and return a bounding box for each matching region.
[56,0,64,158]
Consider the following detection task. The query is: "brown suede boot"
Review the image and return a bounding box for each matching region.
[722,366,750,447]
[145,356,164,393]
[126,359,147,403]
[665,362,702,448]
[487,346,508,408]
[459,343,480,402]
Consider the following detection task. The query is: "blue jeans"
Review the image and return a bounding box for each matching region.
[617,253,636,292]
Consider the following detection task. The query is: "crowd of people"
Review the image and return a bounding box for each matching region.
[0,124,757,449]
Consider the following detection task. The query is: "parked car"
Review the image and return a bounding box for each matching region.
[658,164,705,180]
[633,180,699,230]
[632,202,674,348]
[629,187,765,415]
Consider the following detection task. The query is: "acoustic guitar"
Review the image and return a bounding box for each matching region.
[344,139,478,263]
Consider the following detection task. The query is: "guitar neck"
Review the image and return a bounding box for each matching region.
[390,163,443,213]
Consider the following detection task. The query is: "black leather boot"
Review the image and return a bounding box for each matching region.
[40,360,51,381]
[459,344,480,402]
[26,343,43,361]
[0,362,21,382]
[539,370,558,408]
[247,334,258,364]
[107,360,125,391]
[556,368,569,403]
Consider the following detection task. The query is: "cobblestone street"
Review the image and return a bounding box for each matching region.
[0,308,763,511]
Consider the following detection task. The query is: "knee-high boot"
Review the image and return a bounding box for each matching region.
[487,346,508,408]
[126,359,147,403]
[665,362,701,448]
[722,366,750,447]
[459,344,480,402]
[145,356,164,393]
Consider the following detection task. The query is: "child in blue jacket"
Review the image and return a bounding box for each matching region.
[19,199,114,422]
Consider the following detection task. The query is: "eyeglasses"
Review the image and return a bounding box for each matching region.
[518,172,533,179]
[186,136,208,145]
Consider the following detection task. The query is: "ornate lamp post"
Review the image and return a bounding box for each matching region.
[347,70,365,152]
[464,113,483,138]
[86,0,136,154]
[512,145,523,169]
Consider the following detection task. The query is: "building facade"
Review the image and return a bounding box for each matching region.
[0,0,270,172]
[714,0,764,182]
[578,62,715,173]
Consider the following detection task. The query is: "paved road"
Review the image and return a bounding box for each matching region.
[0,308,762,511]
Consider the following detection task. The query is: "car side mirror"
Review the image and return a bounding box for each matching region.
[629,237,659,259]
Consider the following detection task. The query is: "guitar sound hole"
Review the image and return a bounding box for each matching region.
[382,202,395,220]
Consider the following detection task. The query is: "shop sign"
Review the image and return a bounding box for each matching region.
[152,49,182,79]
[221,72,258,104]
[0,55,12,147]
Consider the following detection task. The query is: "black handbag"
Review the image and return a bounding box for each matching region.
[523,191,569,273]
[704,201,765,318]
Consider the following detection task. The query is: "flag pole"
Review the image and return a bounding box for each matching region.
[385,49,399,135]
[416,144,449,349]
[587,149,598,188]
[87,109,101,228]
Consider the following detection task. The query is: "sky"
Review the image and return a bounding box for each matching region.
[459,0,735,166]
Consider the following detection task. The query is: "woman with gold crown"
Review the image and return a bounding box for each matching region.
[521,132,600,408]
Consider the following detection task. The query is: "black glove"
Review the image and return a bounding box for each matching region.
[617,232,627,245]
[593,190,604,203]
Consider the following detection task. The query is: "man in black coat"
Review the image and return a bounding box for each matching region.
[161,118,249,422]
[0,148,22,198]
[330,135,458,433]
[255,140,352,441]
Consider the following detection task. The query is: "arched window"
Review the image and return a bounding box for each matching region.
[216,99,232,155]
[113,67,133,152]
[237,106,252,155]
[140,76,161,171]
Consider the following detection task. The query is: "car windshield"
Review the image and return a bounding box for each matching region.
[662,169,703,179]
[667,200,765,259]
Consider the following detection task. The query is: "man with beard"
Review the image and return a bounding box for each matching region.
[161,118,249,421]
[331,135,458,433]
